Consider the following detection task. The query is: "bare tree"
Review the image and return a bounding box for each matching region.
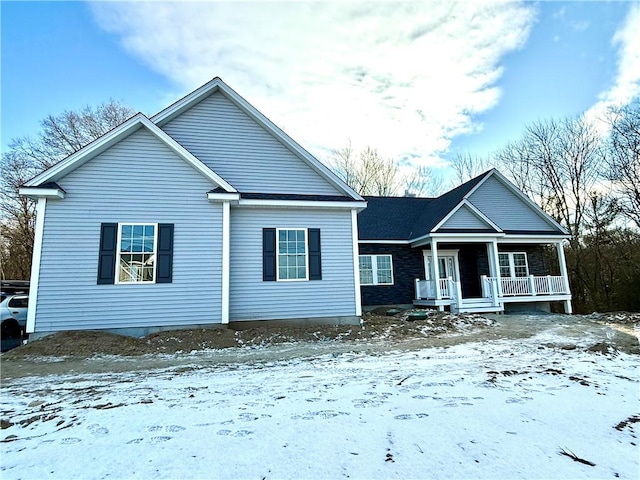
[329,143,400,196]
[602,99,640,228]
[449,152,494,185]
[402,165,447,197]
[0,100,134,280]
[495,116,602,240]
[329,143,448,197]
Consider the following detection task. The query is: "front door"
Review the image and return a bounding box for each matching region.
[423,250,460,298]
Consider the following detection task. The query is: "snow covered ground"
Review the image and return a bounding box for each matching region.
[1,319,639,479]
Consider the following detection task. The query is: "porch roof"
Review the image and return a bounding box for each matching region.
[359,170,568,242]
[359,173,487,241]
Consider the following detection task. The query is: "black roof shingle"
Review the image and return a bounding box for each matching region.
[358,170,491,241]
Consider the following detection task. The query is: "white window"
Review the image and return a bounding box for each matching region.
[359,255,394,285]
[277,228,308,281]
[117,224,157,283]
[498,252,529,278]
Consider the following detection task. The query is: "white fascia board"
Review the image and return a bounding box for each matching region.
[237,199,368,210]
[358,240,409,244]
[24,113,148,187]
[207,192,241,202]
[432,199,502,233]
[18,187,65,199]
[466,169,569,235]
[152,77,362,201]
[151,77,223,124]
[138,117,237,192]
[498,235,571,244]
[410,232,505,248]
[23,113,236,193]
[430,232,505,239]
[462,168,495,199]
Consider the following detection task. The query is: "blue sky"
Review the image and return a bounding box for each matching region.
[2,1,639,173]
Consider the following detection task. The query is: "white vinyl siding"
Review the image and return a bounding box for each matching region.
[35,128,224,332]
[230,208,357,321]
[162,92,343,195]
[359,255,393,285]
[469,176,555,231]
[439,205,491,230]
[499,252,529,278]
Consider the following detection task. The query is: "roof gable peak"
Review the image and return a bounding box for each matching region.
[24,113,236,192]
[151,77,362,200]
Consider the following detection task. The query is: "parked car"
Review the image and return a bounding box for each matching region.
[1,294,28,351]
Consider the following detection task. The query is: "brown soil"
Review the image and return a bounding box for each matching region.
[2,310,637,361]
[1,310,495,360]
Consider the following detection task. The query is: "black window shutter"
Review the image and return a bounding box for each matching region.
[156,224,174,283]
[263,228,276,281]
[97,223,117,285]
[308,228,322,280]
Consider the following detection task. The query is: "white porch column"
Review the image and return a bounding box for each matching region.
[221,201,231,325]
[430,239,441,307]
[556,241,572,314]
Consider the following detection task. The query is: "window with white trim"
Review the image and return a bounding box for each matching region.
[359,254,394,285]
[117,224,157,283]
[498,252,529,278]
[277,228,308,280]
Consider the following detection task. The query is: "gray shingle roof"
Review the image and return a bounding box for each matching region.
[358,170,492,241]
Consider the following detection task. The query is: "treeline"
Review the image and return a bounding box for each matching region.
[2,98,638,313]
[453,101,640,313]
[1,101,135,280]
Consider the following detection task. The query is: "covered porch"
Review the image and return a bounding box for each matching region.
[412,235,572,314]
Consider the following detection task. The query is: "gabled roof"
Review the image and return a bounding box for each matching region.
[151,77,363,201]
[24,114,237,192]
[408,171,490,238]
[358,169,569,241]
[463,169,570,235]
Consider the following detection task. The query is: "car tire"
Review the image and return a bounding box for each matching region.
[1,319,22,352]
[1,319,21,339]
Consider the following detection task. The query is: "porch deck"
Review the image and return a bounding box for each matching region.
[414,275,572,314]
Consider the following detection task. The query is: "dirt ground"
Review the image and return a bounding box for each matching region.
[2,309,638,361]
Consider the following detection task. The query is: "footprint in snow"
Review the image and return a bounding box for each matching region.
[148,425,185,433]
[60,437,81,444]
[87,424,109,436]
[292,411,349,420]
[394,413,429,420]
[217,429,253,437]
[150,436,172,443]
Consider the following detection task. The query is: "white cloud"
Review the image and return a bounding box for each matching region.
[586,3,640,126]
[90,0,535,166]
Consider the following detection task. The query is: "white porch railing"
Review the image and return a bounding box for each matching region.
[415,278,457,300]
[482,275,569,297]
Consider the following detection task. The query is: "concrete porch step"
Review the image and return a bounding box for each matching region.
[454,305,503,314]
[453,299,503,314]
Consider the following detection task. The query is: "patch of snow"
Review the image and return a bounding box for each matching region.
[1,332,638,479]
